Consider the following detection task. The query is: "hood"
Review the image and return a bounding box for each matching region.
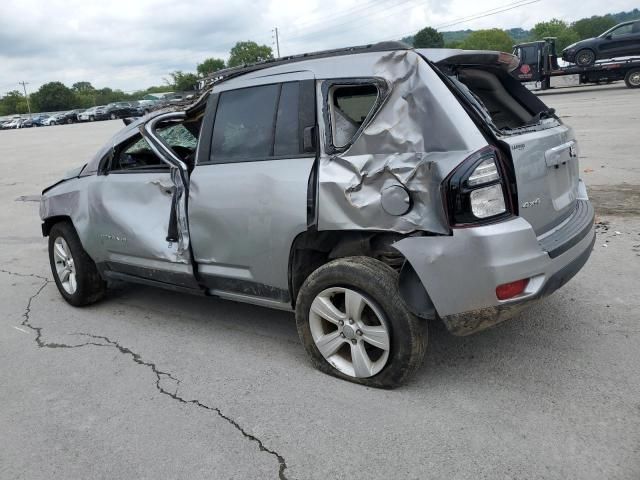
[563,39,591,51]
[42,163,87,194]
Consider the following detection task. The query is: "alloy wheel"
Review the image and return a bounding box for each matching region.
[576,50,595,66]
[308,287,390,378]
[53,237,77,294]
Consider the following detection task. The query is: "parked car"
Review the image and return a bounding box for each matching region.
[11,117,33,128]
[60,109,83,124]
[136,99,158,115]
[40,44,595,388]
[31,114,49,127]
[3,117,22,129]
[43,113,65,125]
[562,19,640,66]
[77,106,103,122]
[96,102,140,120]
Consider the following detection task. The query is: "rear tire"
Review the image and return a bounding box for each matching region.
[625,68,640,88]
[48,222,106,306]
[296,256,427,388]
[575,49,595,67]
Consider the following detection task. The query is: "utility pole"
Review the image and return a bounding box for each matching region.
[18,81,32,117]
[272,27,281,58]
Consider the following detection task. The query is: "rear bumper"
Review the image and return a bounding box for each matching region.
[393,199,595,335]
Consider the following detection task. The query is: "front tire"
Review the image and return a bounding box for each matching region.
[48,222,106,306]
[575,49,595,67]
[625,68,640,88]
[296,257,427,388]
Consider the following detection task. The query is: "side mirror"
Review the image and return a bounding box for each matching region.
[605,34,613,40]
[303,125,317,153]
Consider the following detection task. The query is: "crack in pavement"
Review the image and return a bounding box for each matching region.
[4,269,290,480]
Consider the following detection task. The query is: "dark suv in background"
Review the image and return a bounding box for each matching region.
[563,19,640,66]
[96,102,141,120]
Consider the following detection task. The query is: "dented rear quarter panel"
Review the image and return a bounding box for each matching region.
[316,50,487,234]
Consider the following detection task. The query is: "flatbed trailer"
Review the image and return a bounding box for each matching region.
[511,38,640,89]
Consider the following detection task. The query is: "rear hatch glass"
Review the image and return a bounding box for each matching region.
[431,54,579,236]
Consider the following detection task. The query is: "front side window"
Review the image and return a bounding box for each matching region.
[110,123,198,172]
[609,24,633,37]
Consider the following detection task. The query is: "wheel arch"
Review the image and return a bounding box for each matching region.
[41,215,73,237]
[288,229,436,318]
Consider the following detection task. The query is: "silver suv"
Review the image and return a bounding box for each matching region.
[40,43,595,388]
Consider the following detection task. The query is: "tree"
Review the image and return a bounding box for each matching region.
[572,15,617,40]
[197,58,225,77]
[531,19,579,51]
[166,71,199,91]
[30,82,75,112]
[0,90,29,115]
[72,81,95,93]
[459,29,514,52]
[413,27,444,48]
[227,41,273,67]
[91,87,129,105]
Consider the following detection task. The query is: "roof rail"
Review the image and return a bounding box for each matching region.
[201,41,411,88]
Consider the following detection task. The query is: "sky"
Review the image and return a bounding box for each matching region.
[0,0,637,94]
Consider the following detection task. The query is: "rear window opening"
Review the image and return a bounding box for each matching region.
[329,84,378,148]
[450,67,554,132]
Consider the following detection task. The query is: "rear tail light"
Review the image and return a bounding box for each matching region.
[443,146,513,227]
[470,184,506,218]
[496,279,529,300]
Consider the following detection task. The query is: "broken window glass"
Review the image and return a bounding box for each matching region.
[329,84,378,148]
[211,84,280,161]
[111,123,198,171]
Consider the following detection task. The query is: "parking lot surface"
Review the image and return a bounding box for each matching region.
[1,84,639,479]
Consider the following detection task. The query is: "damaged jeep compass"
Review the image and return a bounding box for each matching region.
[40,43,595,388]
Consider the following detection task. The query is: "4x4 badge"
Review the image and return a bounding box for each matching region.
[522,198,541,208]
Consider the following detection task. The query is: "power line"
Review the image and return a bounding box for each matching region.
[283,0,426,42]
[281,0,403,32]
[381,0,542,42]
[435,0,541,29]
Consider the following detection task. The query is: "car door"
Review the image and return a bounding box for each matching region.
[188,73,317,307]
[87,116,200,289]
[626,21,640,57]
[599,23,635,58]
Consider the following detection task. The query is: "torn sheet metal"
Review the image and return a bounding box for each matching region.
[317,50,487,234]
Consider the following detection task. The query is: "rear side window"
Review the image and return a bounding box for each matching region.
[209,81,311,163]
[329,84,378,148]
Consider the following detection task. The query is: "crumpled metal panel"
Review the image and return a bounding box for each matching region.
[317,50,487,234]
